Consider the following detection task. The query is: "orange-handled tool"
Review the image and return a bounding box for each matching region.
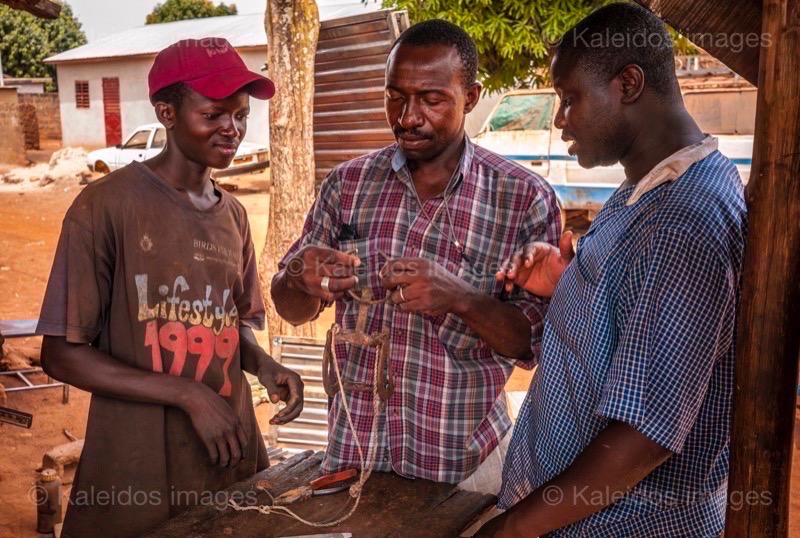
[274,468,358,506]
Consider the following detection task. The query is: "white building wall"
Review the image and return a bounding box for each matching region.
[57,63,107,147]
[55,48,270,149]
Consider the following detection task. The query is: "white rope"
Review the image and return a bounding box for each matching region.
[229,323,383,528]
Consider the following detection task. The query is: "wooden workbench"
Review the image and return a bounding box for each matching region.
[147,451,496,537]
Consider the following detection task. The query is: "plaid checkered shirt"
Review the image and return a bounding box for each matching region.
[279,137,560,482]
[499,146,748,536]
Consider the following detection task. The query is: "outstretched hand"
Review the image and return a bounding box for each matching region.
[496,231,575,298]
[257,357,305,426]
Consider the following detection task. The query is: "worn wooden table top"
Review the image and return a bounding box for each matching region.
[146,451,496,538]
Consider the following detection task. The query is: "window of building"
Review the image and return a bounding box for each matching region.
[75,81,90,108]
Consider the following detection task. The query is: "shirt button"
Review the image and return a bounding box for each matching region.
[383,456,389,462]
[392,410,399,417]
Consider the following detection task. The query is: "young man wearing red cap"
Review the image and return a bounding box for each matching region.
[37,38,303,537]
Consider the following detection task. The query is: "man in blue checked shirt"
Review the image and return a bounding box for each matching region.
[477,4,747,537]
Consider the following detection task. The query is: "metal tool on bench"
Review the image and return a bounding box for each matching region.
[273,468,358,506]
[0,405,33,428]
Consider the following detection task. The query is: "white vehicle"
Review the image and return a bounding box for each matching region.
[474,77,755,219]
[87,123,269,177]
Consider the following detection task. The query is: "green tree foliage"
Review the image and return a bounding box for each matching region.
[385,0,612,93]
[146,0,238,24]
[0,2,87,88]
[384,0,700,93]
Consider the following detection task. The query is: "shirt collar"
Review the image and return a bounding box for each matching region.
[626,135,718,206]
[390,134,474,196]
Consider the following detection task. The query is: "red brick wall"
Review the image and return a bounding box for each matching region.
[17,103,40,150]
[0,103,27,165]
[18,93,62,141]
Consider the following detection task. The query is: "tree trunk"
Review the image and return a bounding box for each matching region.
[259,0,320,351]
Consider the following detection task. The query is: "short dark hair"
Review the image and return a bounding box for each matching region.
[555,2,677,96]
[151,81,188,108]
[393,19,478,88]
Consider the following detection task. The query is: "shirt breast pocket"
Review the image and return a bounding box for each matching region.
[338,236,394,302]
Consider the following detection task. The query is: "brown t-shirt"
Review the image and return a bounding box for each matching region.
[37,161,267,537]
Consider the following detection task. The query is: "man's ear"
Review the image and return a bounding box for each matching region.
[154,102,177,129]
[617,64,645,104]
[463,81,482,114]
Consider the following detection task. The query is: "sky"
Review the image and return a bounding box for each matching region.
[66,0,365,42]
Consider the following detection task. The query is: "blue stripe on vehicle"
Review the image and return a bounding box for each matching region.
[503,154,753,165]
[549,184,618,210]
[503,154,577,162]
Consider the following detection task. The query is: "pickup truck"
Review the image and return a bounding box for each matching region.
[473,78,755,219]
[86,123,270,178]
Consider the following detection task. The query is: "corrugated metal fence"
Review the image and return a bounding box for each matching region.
[313,9,410,186]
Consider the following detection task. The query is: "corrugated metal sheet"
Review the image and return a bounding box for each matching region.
[270,336,329,456]
[314,10,410,184]
[45,4,382,64]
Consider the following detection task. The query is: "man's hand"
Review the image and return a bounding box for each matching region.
[183,383,250,468]
[284,245,360,303]
[496,232,574,298]
[257,356,304,426]
[381,257,473,316]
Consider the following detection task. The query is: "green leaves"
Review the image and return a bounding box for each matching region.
[0,2,87,90]
[384,0,614,93]
[145,0,238,25]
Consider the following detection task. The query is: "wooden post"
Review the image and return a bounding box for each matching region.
[727,0,800,535]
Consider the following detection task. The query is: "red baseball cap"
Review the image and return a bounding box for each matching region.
[148,38,275,103]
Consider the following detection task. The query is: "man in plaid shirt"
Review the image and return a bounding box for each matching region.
[271,19,560,485]
[479,4,747,536]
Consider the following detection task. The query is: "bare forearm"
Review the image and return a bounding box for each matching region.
[502,421,672,536]
[453,291,533,360]
[271,270,322,325]
[41,336,197,410]
[239,325,272,376]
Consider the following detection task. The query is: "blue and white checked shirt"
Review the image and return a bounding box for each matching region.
[499,138,747,537]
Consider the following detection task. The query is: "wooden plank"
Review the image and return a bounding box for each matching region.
[315,129,394,144]
[725,0,800,535]
[319,19,390,41]
[0,0,61,19]
[146,451,495,537]
[315,77,385,94]
[315,43,392,64]
[316,56,389,78]
[314,108,387,124]
[319,10,390,31]
[315,120,389,132]
[315,140,394,151]
[315,149,381,162]
[316,64,385,85]
[317,29,393,52]
[314,99,385,114]
[635,0,761,86]
[315,87,384,106]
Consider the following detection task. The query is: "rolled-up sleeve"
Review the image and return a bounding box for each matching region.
[495,180,561,368]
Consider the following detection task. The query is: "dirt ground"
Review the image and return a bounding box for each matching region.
[1,153,799,536]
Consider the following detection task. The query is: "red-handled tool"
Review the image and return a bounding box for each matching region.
[273,468,358,506]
